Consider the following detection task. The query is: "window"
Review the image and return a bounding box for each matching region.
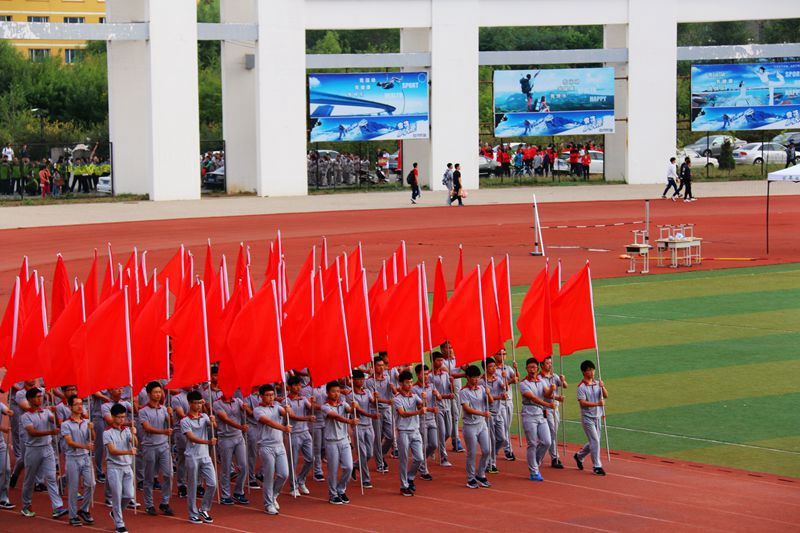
[27,16,49,23]
[0,16,12,22]
[64,49,80,64]
[28,48,50,62]
[63,17,85,24]
[99,17,105,24]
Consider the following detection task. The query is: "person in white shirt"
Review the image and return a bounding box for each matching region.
[663,157,680,200]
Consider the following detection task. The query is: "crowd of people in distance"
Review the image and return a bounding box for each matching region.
[306,151,374,186]
[481,141,603,179]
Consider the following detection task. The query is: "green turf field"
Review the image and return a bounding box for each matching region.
[507,262,800,478]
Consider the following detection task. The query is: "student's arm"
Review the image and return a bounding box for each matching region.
[184,430,217,446]
[521,391,556,410]
[93,391,111,403]
[324,408,358,426]
[353,401,379,420]
[599,381,608,399]
[461,402,490,418]
[106,441,136,457]
[257,414,292,434]
[217,409,248,432]
[141,419,173,436]
[25,422,60,438]
[64,433,94,451]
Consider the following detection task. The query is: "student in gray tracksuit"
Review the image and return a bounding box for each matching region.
[0,401,12,509]
[170,387,192,496]
[180,390,217,524]
[459,365,492,489]
[253,384,290,515]
[539,355,568,468]
[394,370,426,496]
[20,387,67,519]
[366,357,394,472]
[320,381,358,505]
[443,344,466,452]
[481,359,508,473]
[311,383,329,481]
[350,370,378,489]
[101,389,133,506]
[493,350,518,461]
[574,360,608,476]
[61,395,95,526]
[103,403,136,533]
[430,353,455,466]
[242,387,261,488]
[138,382,175,516]
[412,365,440,480]
[213,392,250,505]
[520,358,555,482]
[286,376,315,495]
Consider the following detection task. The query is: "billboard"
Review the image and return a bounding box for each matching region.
[493,67,615,137]
[691,62,800,131]
[308,71,429,142]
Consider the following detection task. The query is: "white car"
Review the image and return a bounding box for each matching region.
[732,142,786,165]
[678,149,718,168]
[96,174,112,194]
[554,150,604,174]
[684,135,747,158]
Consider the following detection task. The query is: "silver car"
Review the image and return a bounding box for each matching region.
[683,135,747,158]
[732,142,786,165]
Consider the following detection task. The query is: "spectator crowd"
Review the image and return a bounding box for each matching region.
[481,141,603,179]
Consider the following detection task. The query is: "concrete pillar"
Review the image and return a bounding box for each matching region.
[254,0,307,196]
[400,28,432,190]
[603,24,627,182]
[430,0,479,192]
[627,1,677,184]
[221,0,257,194]
[107,0,201,200]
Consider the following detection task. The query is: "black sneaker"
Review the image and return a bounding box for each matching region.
[178,485,187,498]
[488,465,499,474]
[574,453,584,471]
[328,495,343,505]
[188,516,202,524]
[408,480,416,492]
[52,507,69,519]
[9,473,18,489]
[96,473,106,484]
[77,511,94,524]
[391,449,399,459]
[199,510,213,523]
[339,493,350,504]
[504,451,516,461]
[220,497,234,506]
[233,494,249,505]
[146,507,157,516]
[248,480,261,489]
[69,517,82,527]
[116,527,128,533]
[159,503,175,516]
[593,467,606,476]
[0,500,15,510]
[255,473,264,482]
[313,473,325,482]
[197,486,205,497]
[153,479,162,491]
[476,477,491,488]
[34,483,47,493]
[419,473,433,481]
[400,487,414,497]
[363,481,373,489]
[551,459,564,469]
[466,479,479,489]
[136,481,143,491]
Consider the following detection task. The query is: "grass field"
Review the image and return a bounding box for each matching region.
[507,262,800,478]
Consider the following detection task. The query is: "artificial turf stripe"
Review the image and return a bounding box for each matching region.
[670,443,800,478]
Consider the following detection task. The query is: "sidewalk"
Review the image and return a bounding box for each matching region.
[0,180,790,230]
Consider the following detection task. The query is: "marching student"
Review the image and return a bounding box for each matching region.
[575,360,608,476]
[102,389,136,508]
[286,375,315,496]
[481,358,508,474]
[242,385,261,489]
[459,365,492,489]
[366,357,394,473]
[10,380,42,489]
[103,403,137,533]
[20,387,67,519]
[539,355,568,468]
[170,386,192,497]
[310,381,328,482]
[350,370,378,489]
[520,358,555,482]
[430,352,455,467]
[412,364,439,481]
[90,389,112,484]
[181,390,217,524]
[138,381,175,516]
[394,370,426,496]
[493,350,518,461]
[320,380,358,505]
[0,399,13,509]
[60,395,96,526]
[213,389,251,506]
[253,384,291,515]
[442,343,466,453]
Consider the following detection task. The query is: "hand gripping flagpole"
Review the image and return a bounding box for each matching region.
[504,254,524,448]
[198,281,222,503]
[420,263,441,464]
[586,263,611,463]
[122,285,139,513]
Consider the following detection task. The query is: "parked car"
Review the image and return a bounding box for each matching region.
[554,150,604,174]
[683,135,747,158]
[202,165,226,190]
[771,132,800,146]
[732,142,786,165]
[678,149,718,168]
[479,155,500,176]
[315,149,340,160]
[96,174,112,195]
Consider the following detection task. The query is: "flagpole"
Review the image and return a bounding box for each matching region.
[198,281,222,502]
[221,255,230,302]
[401,241,407,277]
[586,263,610,463]
[420,263,441,464]
[476,266,490,443]
[415,267,430,475]
[79,283,94,509]
[122,285,138,513]
[10,277,20,354]
[141,250,148,287]
[555,260,568,459]
[505,254,523,448]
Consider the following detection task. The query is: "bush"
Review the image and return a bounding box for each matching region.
[718,140,735,172]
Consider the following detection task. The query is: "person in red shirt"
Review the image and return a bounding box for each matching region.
[39,163,51,199]
[581,152,592,179]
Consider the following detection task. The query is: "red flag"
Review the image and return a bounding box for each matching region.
[281,269,314,370]
[495,256,513,341]
[516,266,553,360]
[1,288,48,389]
[346,244,363,291]
[344,269,373,368]
[157,245,184,296]
[203,240,215,291]
[321,236,329,269]
[439,268,485,366]
[21,273,42,317]
[549,261,561,343]
[84,250,98,316]
[131,284,169,393]
[205,268,227,362]
[99,245,116,303]
[386,267,428,367]
[163,284,209,389]
[175,252,195,311]
[51,254,72,325]
[394,242,408,278]
[290,248,314,298]
[454,245,464,289]
[0,278,22,368]
[216,281,247,397]
[263,241,279,287]
[303,278,350,384]
[227,281,283,391]
[43,287,85,388]
[481,261,506,353]
[122,250,145,303]
[71,289,129,396]
[17,256,30,290]
[551,264,596,356]
[429,257,448,347]
[234,243,247,287]
[368,262,388,352]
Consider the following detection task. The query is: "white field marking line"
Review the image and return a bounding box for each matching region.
[561,419,800,455]
[596,312,800,334]
[370,484,610,532]
[30,513,108,532]
[545,478,798,528]
[301,493,482,531]
[483,485,716,531]
[223,497,377,532]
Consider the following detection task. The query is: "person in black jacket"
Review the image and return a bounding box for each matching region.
[680,157,695,202]
[451,163,463,206]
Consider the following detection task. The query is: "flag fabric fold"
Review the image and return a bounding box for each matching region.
[51,255,72,325]
[439,267,485,366]
[163,284,209,389]
[551,263,596,356]
[516,265,553,360]
[131,284,169,393]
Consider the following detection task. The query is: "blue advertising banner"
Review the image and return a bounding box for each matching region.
[493,67,615,137]
[308,72,429,142]
[691,62,800,131]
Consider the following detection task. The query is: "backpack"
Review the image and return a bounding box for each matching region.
[442,171,449,186]
[406,170,415,185]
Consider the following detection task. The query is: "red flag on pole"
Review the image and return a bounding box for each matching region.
[439,267,485,366]
[1,286,48,389]
[346,244,363,291]
[163,284,209,389]
[481,260,506,353]
[203,239,215,291]
[281,269,314,370]
[516,265,553,360]
[496,255,513,342]
[234,243,247,287]
[549,261,561,343]
[51,254,72,325]
[204,267,227,362]
[551,263,596,356]
[0,278,22,368]
[368,261,389,353]
[454,244,464,289]
[84,250,98,316]
[429,257,448,347]
[289,247,314,298]
[386,267,429,366]
[43,286,84,388]
[99,244,116,303]
[17,257,30,290]
[344,269,374,368]
[157,245,184,296]
[303,277,350,384]
[216,280,247,397]
[394,242,408,278]
[131,283,169,393]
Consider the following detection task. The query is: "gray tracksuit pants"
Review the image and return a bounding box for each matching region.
[354,425,374,485]
[259,444,288,508]
[218,436,246,499]
[21,445,63,510]
[576,417,603,469]
[289,431,313,490]
[106,466,133,529]
[142,445,172,508]
[463,422,490,482]
[186,456,216,519]
[545,408,561,461]
[523,415,551,476]
[324,439,352,498]
[397,430,423,489]
[66,455,94,518]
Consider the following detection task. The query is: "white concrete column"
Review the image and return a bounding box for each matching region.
[221,0,257,194]
[603,24,627,182]
[107,0,201,200]
[627,0,677,184]
[254,0,307,196]
[431,0,479,192]
[400,28,432,189]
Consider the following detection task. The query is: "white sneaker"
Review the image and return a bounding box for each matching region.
[265,504,278,515]
[684,199,690,202]
[273,498,280,510]
[290,489,300,498]
[298,484,310,495]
